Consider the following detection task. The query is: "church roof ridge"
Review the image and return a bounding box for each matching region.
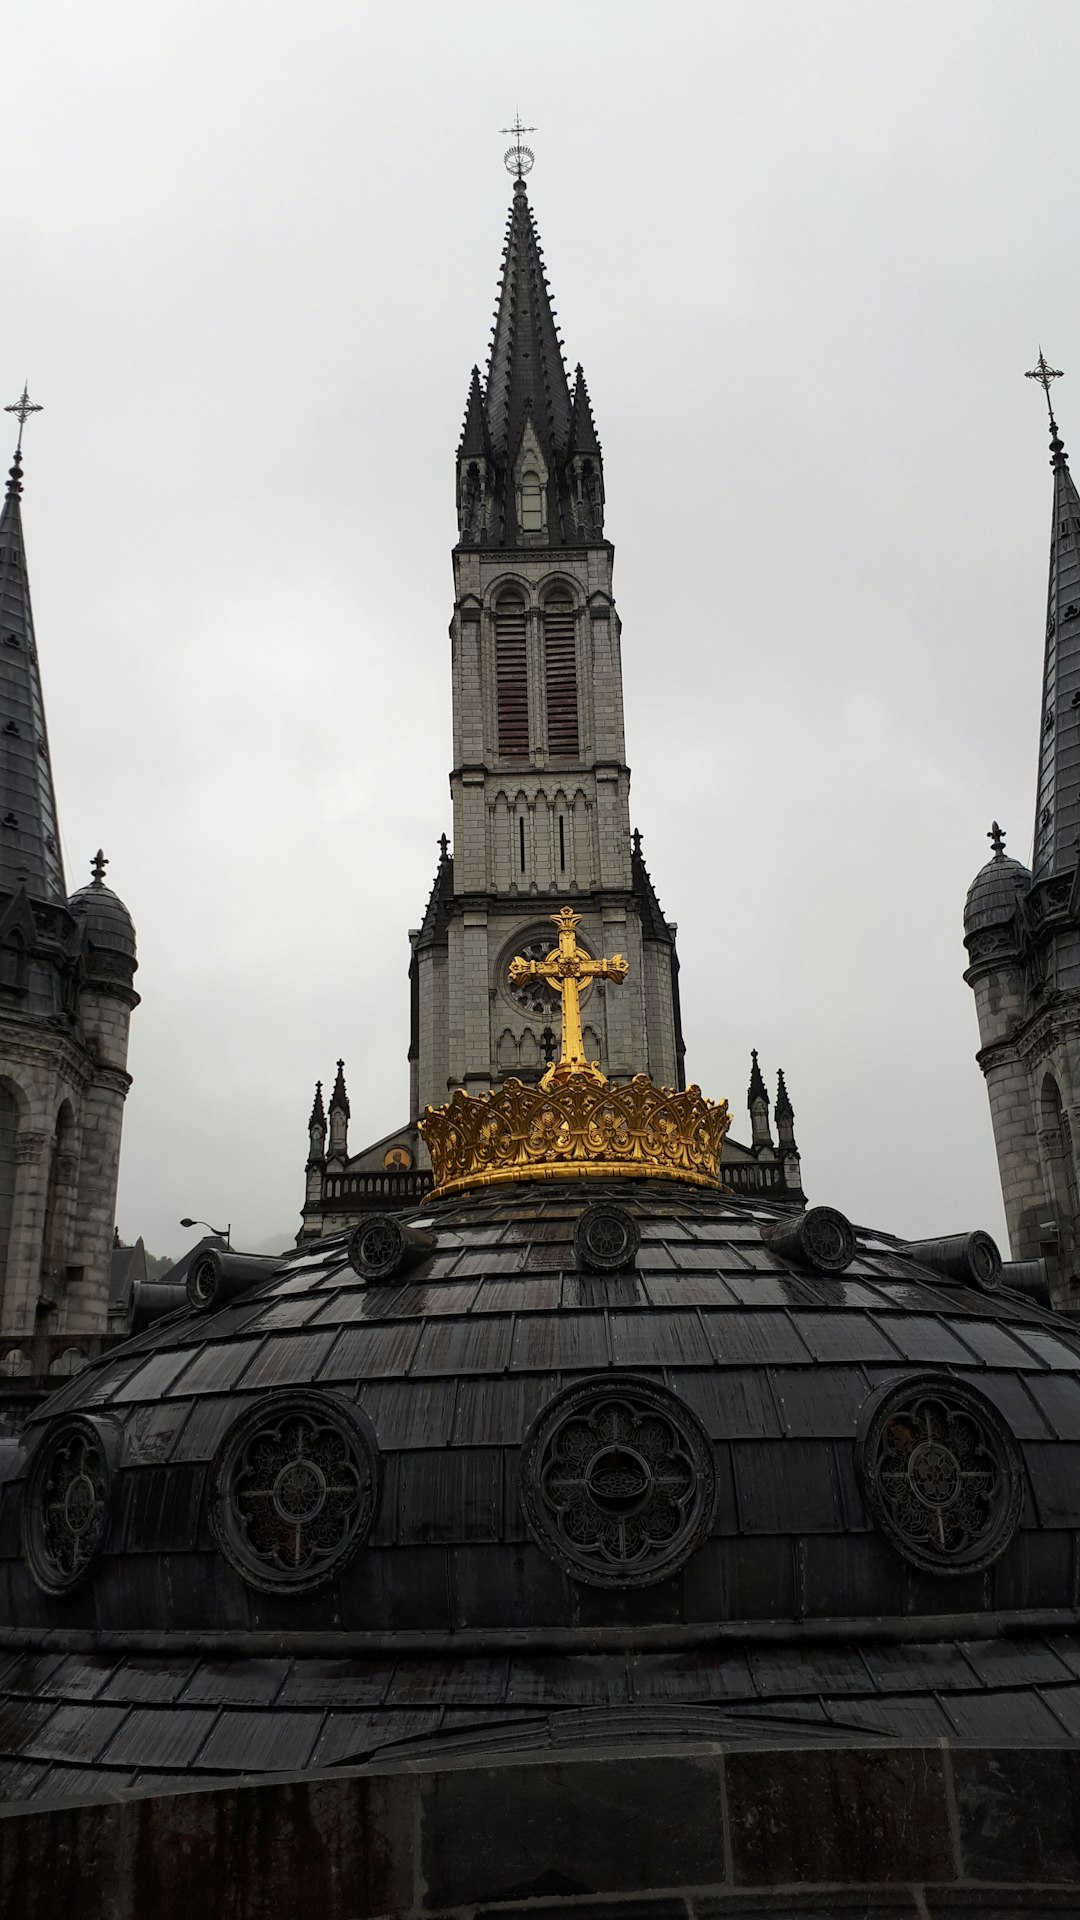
[0,432,66,905]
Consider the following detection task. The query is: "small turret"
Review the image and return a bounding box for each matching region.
[747,1049,774,1154]
[307,1080,326,1169]
[328,1059,350,1166]
[775,1069,797,1151]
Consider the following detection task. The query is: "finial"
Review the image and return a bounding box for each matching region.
[1026,351,1068,466]
[90,849,108,887]
[4,383,42,454]
[988,820,1007,860]
[632,828,643,858]
[500,113,536,180]
[508,906,628,1089]
[438,831,450,861]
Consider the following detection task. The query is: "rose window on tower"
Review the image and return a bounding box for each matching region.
[858,1375,1022,1575]
[211,1393,378,1593]
[520,1377,716,1588]
[24,1418,112,1594]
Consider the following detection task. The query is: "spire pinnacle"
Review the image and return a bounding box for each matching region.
[1027,351,1068,467]
[987,820,1007,861]
[500,114,536,181]
[748,1049,768,1109]
[90,849,108,888]
[3,383,42,453]
[329,1059,350,1120]
[309,1080,326,1130]
[775,1068,794,1123]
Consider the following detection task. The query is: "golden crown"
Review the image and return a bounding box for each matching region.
[419,908,731,1197]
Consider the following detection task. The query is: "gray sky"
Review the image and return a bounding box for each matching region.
[7,0,1077,1258]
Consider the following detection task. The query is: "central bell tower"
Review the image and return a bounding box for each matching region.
[409,167,685,1113]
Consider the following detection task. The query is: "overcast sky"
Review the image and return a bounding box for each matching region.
[6,1,1077,1258]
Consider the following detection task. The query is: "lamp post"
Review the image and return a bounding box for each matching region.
[180,1216,231,1247]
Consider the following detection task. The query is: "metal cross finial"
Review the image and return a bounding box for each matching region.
[1026,350,1064,422]
[90,848,108,886]
[987,821,1006,859]
[509,907,628,1089]
[4,384,42,451]
[501,114,537,179]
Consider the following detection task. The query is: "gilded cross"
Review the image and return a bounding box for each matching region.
[509,907,628,1088]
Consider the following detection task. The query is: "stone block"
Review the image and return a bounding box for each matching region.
[724,1746,953,1886]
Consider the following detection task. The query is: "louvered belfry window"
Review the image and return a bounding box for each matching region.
[544,594,579,757]
[495,593,528,759]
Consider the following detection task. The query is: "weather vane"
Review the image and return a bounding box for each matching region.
[501,114,536,179]
[1026,349,1064,422]
[4,383,42,451]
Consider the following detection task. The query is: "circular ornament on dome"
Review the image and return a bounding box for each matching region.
[23,1416,113,1594]
[574,1202,641,1273]
[858,1375,1022,1576]
[520,1376,716,1587]
[800,1206,856,1273]
[349,1214,406,1281]
[210,1393,378,1593]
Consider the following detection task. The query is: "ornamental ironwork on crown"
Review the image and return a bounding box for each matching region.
[419,907,731,1196]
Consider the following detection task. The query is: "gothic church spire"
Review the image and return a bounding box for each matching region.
[0,445,65,902]
[1029,354,1080,880]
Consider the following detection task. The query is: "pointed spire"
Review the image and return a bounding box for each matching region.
[775,1068,793,1123]
[0,428,65,904]
[568,364,602,457]
[1028,357,1080,880]
[748,1048,768,1110]
[329,1059,350,1120]
[309,1080,326,1130]
[484,178,571,519]
[459,366,493,461]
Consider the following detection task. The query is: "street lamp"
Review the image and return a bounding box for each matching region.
[180,1216,231,1247]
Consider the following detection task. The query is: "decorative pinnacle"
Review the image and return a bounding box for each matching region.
[90,849,108,887]
[748,1048,769,1109]
[4,383,42,452]
[500,113,536,180]
[1026,350,1063,421]
[987,820,1007,860]
[438,832,450,861]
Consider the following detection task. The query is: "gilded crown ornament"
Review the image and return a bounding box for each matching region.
[419,907,731,1197]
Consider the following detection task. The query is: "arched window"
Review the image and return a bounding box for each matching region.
[544,592,579,756]
[520,473,544,533]
[0,1086,17,1295]
[495,592,529,759]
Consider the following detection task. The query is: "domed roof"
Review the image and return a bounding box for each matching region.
[3,1174,1080,1803]
[68,851,136,960]
[963,851,1030,937]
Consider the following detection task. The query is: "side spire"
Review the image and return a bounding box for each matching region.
[1027,353,1080,880]
[0,399,65,904]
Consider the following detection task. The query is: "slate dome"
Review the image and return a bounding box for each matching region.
[68,877,137,960]
[4,1171,1080,1803]
[963,850,1031,937]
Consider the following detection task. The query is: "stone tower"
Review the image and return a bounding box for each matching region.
[0,434,138,1336]
[299,172,805,1238]
[963,363,1080,1304]
[408,173,685,1115]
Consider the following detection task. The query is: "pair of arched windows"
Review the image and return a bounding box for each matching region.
[494,591,580,760]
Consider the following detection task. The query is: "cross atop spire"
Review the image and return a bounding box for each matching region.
[1027,350,1064,422]
[4,383,42,453]
[500,114,536,180]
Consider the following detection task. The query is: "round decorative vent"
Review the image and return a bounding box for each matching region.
[519,1376,716,1587]
[349,1215,406,1281]
[858,1375,1022,1575]
[573,1203,641,1274]
[23,1416,114,1594]
[210,1393,378,1593]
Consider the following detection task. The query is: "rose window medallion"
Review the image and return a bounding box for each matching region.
[24,1417,112,1594]
[211,1393,378,1593]
[520,1376,716,1587]
[859,1375,1022,1575]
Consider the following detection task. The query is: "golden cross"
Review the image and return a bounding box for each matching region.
[509,907,628,1088]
